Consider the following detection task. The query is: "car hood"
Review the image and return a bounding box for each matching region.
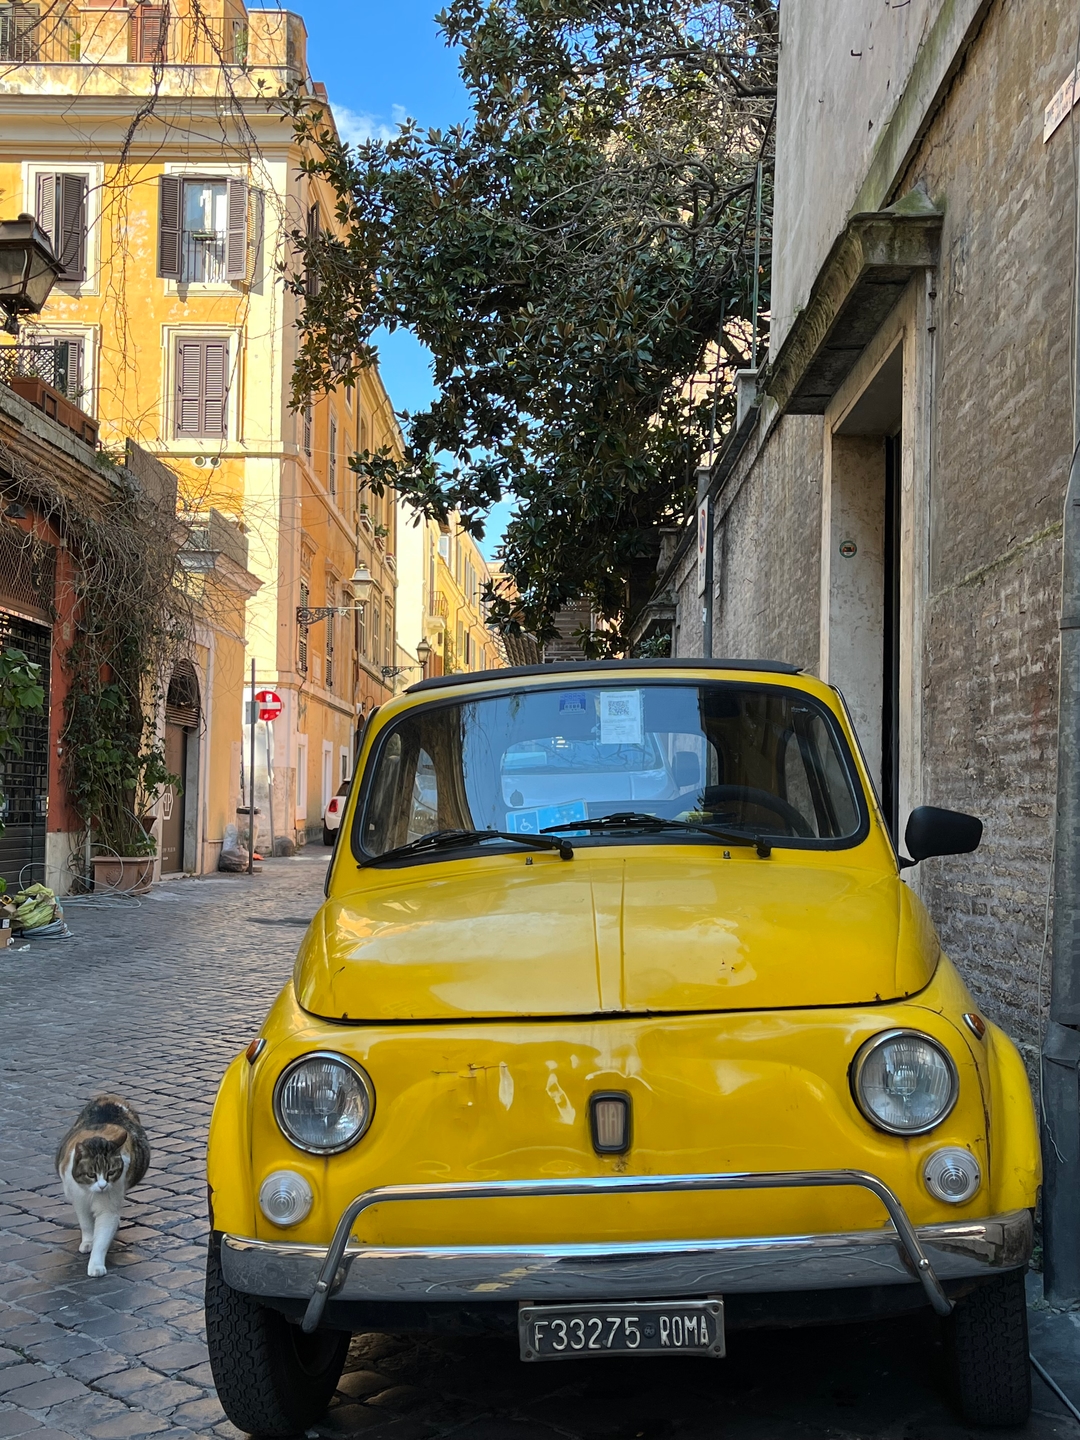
[294,850,939,1022]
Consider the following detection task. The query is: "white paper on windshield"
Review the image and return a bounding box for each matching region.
[599,689,643,746]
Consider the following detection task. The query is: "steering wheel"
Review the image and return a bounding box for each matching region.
[697,784,815,838]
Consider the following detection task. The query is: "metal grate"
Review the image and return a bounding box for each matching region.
[0,527,56,622]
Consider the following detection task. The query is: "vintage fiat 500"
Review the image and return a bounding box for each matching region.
[204,659,1040,1435]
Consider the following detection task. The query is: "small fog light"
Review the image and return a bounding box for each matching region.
[259,1170,313,1227]
[924,1147,981,1204]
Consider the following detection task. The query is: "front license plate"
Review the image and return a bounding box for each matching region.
[519,1300,725,1361]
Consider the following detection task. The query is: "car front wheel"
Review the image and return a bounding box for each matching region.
[944,1268,1031,1428]
[205,1235,349,1437]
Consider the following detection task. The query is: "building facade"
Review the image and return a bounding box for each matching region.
[0,0,401,853]
[659,0,1080,1289]
[395,505,503,685]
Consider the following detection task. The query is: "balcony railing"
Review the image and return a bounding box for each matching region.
[0,342,85,408]
[182,231,227,284]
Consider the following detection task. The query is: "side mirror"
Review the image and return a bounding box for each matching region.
[673,751,702,790]
[901,805,983,867]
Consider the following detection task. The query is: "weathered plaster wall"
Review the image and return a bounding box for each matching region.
[894,0,1077,1057]
[772,0,988,354]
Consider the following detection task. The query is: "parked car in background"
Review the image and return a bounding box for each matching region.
[206,659,1040,1437]
[321,781,349,847]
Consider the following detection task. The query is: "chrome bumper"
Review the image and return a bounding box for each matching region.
[218,1171,1033,1334]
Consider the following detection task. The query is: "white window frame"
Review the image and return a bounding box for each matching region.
[296,735,308,818]
[160,324,243,454]
[23,162,104,298]
[21,322,99,419]
[321,740,334,814]
[339,746,350,785]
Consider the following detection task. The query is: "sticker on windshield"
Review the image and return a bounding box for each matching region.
[599,690,643,746]
[506,800,588,834]
[559,692,588,714]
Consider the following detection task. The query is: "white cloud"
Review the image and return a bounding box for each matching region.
[330,101,409,147]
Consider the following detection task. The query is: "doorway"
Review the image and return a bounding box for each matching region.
[0,612,50,890]
[826,345,904,838]
[161,662,200,874]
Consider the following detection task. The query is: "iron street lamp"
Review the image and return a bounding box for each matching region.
[296,565,377,627]
[381,640,434,685]
[0,214,61,336]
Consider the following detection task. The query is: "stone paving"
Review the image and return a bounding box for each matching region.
[0,850,1076,1440]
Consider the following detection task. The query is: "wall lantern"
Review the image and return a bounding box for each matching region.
[0,215,61,335]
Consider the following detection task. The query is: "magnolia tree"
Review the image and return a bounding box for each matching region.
[287,0,777,650]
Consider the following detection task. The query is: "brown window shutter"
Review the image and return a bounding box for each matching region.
[35,172,56,253]
[305,201,320,297]
[158,174,182,279]
[137,6,166,61]
[224,177,248,281]
[58,174,87,281]
[175,341,204,436]
[201,340,229,437]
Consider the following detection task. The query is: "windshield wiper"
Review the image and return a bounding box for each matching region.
[359,828,574,867]
[540,811,772,859]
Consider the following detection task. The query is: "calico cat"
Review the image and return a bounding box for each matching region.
[56,1096,150,1277]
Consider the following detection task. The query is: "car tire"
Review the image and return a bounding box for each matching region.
[322,823,335,847]
[944,1268,1031,1429]
[205,1235,349,1437]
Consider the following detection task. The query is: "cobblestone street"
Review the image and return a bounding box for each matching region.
[0,853,1077,1440]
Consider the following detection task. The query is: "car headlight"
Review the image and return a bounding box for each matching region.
[852,1029,958,1135]
[273,1052,375,1154]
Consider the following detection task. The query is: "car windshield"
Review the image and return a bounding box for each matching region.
[356,682,865,859]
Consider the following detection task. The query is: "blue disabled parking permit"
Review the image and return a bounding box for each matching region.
[559,692,588,714]
[507,800,588,834]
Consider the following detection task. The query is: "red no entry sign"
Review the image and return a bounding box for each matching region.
[255,688,283,722]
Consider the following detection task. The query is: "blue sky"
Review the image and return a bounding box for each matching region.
[264,0,514,558]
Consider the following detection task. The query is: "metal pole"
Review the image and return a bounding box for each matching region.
[265,719,276,858]
[1043,124,1080,1303]
[248,657,255,876]
[702,496,714,660]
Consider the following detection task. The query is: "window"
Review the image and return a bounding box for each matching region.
[328,414,337,498]
[174,337,229,438]
[302,402,312,455]
[158,175,247,283]
[305,201,320,298]
[321,741,333,814]
[132,4,166,61]
[356,599,366,658]
[438,533,450,563]
[340,748,350,785]
[35,174,87,283]
[372,603,380,668]
[298,581,309,673]
[384,616,391,668]
[325,584,335,690]
[428,542,436,609]
[359,685,867,860]
[231,18,247,63]
[296,736,308,817]
[0,4,38,61]
[345,381,353,411]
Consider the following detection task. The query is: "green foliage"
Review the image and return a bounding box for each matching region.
[286,0,775,649]
[0,647,45,834]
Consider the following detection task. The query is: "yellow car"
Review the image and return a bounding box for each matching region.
[204,660,1040,1435]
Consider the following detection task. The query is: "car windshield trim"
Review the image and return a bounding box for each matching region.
[350,680,870,866]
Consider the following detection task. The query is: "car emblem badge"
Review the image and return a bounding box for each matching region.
[589,1092,631,1154]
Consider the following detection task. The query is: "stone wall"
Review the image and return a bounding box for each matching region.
[894,0,1076,1057]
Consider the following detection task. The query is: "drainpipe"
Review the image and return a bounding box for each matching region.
[1043,137,1080,1305]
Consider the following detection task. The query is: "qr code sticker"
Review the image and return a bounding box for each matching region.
[607,698,631,718]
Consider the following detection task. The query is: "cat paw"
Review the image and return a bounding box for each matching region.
[86,1260,107,1277]
[78,1239,93,1253]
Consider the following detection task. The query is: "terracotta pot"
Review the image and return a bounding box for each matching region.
[91,855,155,895]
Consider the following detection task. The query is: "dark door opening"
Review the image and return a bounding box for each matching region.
[881,433,902,839]
[160,722,187,874]
[0,613,51,891]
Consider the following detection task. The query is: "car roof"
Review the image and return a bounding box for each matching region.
[406,657,802,694]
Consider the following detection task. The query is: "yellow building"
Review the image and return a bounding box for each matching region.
[395,505,504,684]
[0,0,401,857]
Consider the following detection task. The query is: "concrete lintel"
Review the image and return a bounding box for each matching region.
[767,210,942,419]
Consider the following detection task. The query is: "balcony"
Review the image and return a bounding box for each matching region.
[182,231,228,284]
[0,342,98,446]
